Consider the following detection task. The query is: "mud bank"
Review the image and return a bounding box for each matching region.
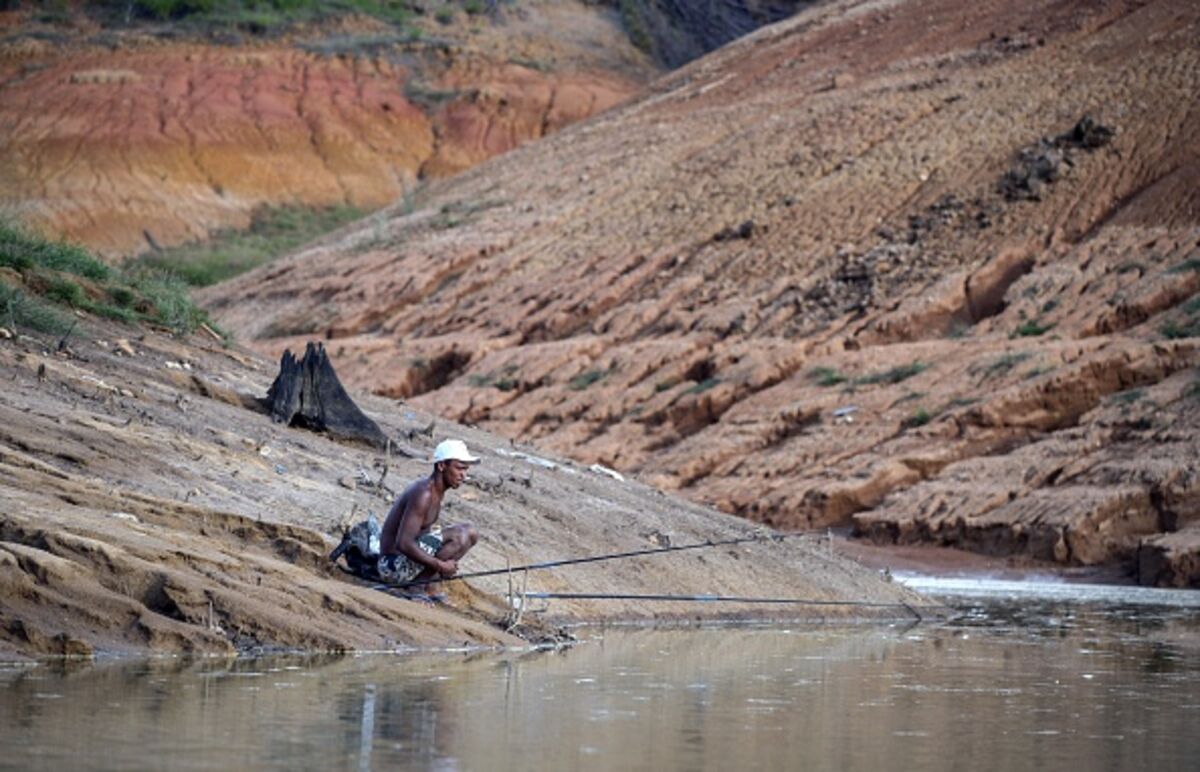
[0,323,923,660]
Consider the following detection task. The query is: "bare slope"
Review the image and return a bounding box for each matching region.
[0,2,649,257]
[205,0,1200,585]
[0,323,922,660]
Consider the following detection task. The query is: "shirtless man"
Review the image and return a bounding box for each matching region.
[377,439,480,585]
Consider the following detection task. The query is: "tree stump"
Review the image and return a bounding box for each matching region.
[264,342,388,448]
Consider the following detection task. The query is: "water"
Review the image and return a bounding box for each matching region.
[2,581,1198,771]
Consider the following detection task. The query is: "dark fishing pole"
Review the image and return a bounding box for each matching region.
[517,592,933,621]
[394,532,789,589]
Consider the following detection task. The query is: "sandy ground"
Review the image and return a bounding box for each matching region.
[0,322,930,660]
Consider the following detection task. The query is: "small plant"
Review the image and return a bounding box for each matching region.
[977,351,1032,379]
[1108,388,1144,405]
[654,379,677,393]
[1161,320,1200,340]
[569,368,609,391]
[1041,298,1059,314]
[809,366,847,387]
[902,408,932,428]
[855,361,928,386]
[0,284,73,335]
[894,391,925,405]
[1013,319,1053,337]
[684,377,721,395]
[1166,258,1200,274]
[435,7,454,24]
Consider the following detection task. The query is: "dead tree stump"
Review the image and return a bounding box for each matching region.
[265,342,387,448]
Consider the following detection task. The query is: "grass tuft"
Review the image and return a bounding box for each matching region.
[1,219,217,337]
[809,366,847,387]
[855,361,928,386]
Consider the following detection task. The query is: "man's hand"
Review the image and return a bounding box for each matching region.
[438,558,459,576]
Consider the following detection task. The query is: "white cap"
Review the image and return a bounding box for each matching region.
[432,439,480,465]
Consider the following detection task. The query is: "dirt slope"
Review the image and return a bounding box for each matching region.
[0,323,925,661]
[205,0,1200,585]
[0,2,649,257]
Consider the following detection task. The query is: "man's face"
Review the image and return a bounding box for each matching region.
[443,460,469,488]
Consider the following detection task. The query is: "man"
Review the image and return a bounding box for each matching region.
[377,438,480,585]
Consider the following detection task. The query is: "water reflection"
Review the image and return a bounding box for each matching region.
[2,598,1198,771]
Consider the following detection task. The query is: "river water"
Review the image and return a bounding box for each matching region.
[2,579,1198,771]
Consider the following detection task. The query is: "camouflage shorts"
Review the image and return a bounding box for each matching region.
[377,527,444,583]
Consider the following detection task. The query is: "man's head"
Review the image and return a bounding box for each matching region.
[432,439,479,488]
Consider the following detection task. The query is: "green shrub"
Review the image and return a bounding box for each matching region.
[684,377,721,395]
[1013,319,1053,337]
[1108,388,1143,405]
[1161,320,1200,340]
[855,361,927,386]
[902,408,932,428]
[0,222,109,280]
[809,366,847,387]
[0,283,74,335]
[1167,258,1200,274]
[1,220,216,337]
[977,351,1032,379]
[569,368,609,391]
[43,277,86,307]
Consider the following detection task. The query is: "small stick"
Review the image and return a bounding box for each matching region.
[199,322,223,342]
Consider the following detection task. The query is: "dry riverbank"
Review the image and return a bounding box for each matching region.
[0,323,926,660]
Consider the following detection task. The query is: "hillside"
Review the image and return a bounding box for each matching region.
[0,1,652,258]
[205,0,1200,585]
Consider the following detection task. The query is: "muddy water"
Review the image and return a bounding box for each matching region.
[2,583,1198,771]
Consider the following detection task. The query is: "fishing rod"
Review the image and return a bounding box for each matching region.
[394,531,792,589]
[515,592,936,621]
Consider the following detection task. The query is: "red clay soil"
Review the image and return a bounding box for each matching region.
[204,0,1200,585]
[0,2,649,257]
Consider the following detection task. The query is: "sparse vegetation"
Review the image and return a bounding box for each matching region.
[126,204,368,287]
[1161,320,1200,339]
[1108,388,1144,405]
[1013,319,1053,337]
[902,408,932,428]
[0,220,217,336]
[855,361,928,386]
[570,367,611,391]
[977,351,1032,380]
[809,366,847,387]
[467,363,519,390]
[1167,258,1200,274]
[97,0,422,36]
[684,377,721,395]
